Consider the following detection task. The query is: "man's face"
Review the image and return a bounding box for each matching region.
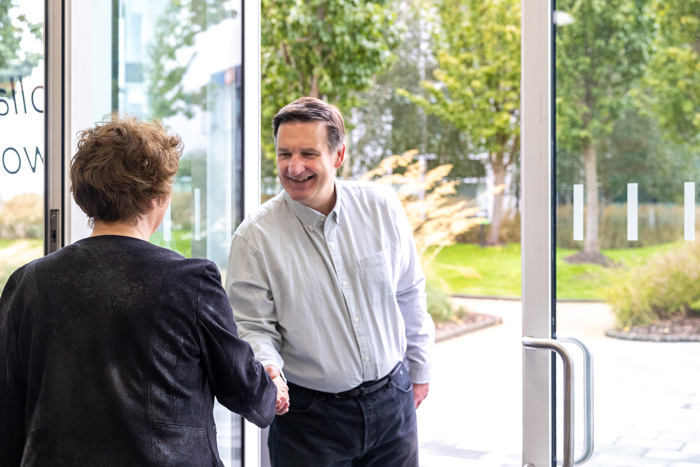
[276,121,345,215]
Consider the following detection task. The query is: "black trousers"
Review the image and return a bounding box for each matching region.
[268,364,419,467]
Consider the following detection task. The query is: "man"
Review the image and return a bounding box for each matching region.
[226,97,433,466]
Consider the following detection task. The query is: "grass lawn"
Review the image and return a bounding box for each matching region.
[1,237,682,302]
[431,242,682,300]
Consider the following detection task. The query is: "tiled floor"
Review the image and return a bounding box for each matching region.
[418,299,700,467]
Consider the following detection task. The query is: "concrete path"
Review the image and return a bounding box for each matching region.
[418,298,700,467]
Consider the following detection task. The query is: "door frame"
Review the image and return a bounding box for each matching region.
[521,0,556,466]
[241,2,264,466]
[58,1,264,465]
[45,0,69,253]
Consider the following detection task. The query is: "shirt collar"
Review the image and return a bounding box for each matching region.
[284,182,342,231]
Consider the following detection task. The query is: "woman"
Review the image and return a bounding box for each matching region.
[0,115,287,466]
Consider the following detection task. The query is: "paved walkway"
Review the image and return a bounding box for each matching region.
[418,298,700,467]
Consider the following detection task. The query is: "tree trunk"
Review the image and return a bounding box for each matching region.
[487,160,507,245]
[583,141,600,254]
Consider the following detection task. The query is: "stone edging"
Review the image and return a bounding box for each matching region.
[604,329,700,342]
[435,315,503,343]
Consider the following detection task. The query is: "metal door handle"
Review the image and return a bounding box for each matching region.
[522,337,574,467]
[559,337,594,465]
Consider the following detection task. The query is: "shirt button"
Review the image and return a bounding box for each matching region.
[329,241,336,248]
[307,225,313,231]
[354,316,360,322]
[342,280,348,287]
[364,356,370,362]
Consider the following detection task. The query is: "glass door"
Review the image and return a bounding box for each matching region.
[524,0,700,465]
[0,0,45,291]
[68,0,261,464]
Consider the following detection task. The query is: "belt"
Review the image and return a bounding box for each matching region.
[289,363,403,400]
[333,362,403,399]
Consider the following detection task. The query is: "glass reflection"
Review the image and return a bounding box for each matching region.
[0,0,44,292]
[104,0,245,463]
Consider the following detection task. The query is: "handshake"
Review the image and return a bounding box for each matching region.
[265,365,290,415]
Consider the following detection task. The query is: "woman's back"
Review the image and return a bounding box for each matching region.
[1,235,275,466]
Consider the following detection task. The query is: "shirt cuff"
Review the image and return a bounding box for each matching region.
[408,362,431,384]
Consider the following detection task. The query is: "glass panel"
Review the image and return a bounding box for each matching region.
[556,1,700,464]
[0,0,44,291]
[89,0,245,463]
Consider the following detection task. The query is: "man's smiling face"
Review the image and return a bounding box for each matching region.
[276,121,345,215]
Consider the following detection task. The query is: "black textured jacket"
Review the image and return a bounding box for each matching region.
[0,235,276,466]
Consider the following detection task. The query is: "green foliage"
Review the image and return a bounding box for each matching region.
[556,0,654,152]
[424,266,453,323]
[642,0,700,147]
[556,0,654,256]
[605,241,700,327]
[348,1,485,180]
[260,0,401,188]
[402,0,520,155]
[603,109,697,203]
[146,0,234,120]
[0,0,42,76]
[399,0,520,244]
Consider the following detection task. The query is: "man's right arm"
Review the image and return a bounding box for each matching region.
[225,234,285,374]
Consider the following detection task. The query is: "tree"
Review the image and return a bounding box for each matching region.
[643,0,700,148]
[146,0,233,120]
[0,0,42,78]
[556,0,654,262]
[260,0,401,190]
[400,0,521,245]
[348,0,485,182]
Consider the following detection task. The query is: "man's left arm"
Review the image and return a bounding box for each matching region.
[389,192,435,409]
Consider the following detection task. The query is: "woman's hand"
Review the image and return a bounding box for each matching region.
[265,365,290,415]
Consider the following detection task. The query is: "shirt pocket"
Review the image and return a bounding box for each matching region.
[358,250,393,305]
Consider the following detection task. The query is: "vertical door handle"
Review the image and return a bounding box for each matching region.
[559,337,594,465]
[522,336,574,467]
[48,209,60,254]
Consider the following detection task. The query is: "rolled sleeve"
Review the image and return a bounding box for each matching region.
[226,235,285,371]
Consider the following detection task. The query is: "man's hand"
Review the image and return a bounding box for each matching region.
[265,365,290,415]
[413,382,429,409]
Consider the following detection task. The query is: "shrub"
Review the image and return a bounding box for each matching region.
[557,203,687,249]
[604,241,700,328]
[496,208,521,244]
[0,194,43,239]
[425,272,453,323]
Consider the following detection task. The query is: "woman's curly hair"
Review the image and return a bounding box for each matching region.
[70,114,183,226]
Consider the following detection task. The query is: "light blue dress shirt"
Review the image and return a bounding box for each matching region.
[226,180,434,393]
